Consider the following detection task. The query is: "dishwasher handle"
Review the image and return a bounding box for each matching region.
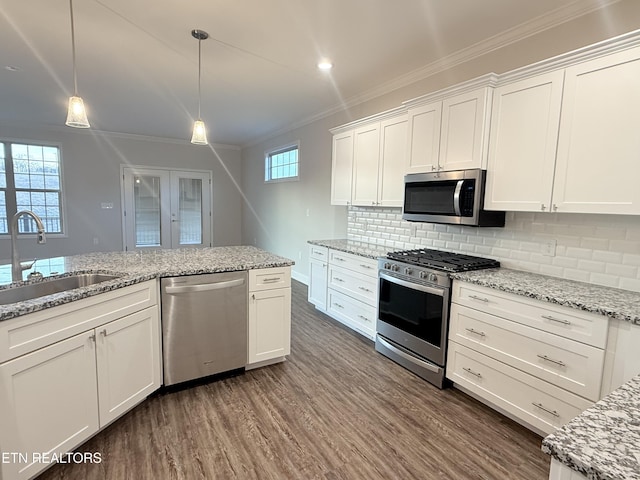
[164,278,245,295]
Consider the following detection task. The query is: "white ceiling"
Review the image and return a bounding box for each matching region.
[0,0,621,146]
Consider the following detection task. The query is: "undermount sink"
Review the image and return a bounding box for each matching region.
[0,273,121,305]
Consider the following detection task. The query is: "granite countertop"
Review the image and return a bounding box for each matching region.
[0,246,294,321]
[450,268,640,325]
[308,239,393,259]
[542,375,640,480]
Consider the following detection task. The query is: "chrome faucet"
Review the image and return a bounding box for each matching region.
[10,210,47,282]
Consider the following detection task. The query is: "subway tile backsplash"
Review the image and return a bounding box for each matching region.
[347,206,640,293]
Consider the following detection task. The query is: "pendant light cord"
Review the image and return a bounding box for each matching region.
[197,37,202,120]
[69,0,78,95]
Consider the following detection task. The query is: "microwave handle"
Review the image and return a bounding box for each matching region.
[453,180,464,216]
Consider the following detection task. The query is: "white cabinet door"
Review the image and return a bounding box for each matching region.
[378,115,408,207]
[330,131,354,205]
[248,288,292,364]
[553,45,640,214]
[0,332,99,480]
[308,257,328,310]
[96,306,161,427]
[406,101,442,174]
[439,87,491,171]
[351,123,381,206]
[485,71,564,212]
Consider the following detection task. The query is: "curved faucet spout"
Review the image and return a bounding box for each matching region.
[10,210,47,282]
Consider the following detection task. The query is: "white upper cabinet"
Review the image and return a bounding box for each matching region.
[405,78,495,174]
[553,45,640,214]
[486,35,640,215]
[330,130,354,205]
[351,123,381,206]
[485,71,565,212]
[377,115,408,207]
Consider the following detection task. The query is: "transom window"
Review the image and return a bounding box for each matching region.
[265,143,299,182]
[0,141,64,235]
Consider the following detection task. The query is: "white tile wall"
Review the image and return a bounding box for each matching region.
[347,206,640,293]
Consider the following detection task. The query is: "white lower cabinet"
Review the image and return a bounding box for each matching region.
[447,281,607,436]
[0,280,160,480]
[247,267,292,367]
[308,245,328,311]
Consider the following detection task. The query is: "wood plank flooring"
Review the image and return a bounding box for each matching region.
[37,280,550,480]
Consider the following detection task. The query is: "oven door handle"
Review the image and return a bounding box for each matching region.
[379,272,447,297]
[377,336,441,374]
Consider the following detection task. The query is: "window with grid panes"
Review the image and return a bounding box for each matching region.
[0,141,64,235]
[264,143,299,182]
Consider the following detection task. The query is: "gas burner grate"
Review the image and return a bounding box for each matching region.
[387,248,500,273]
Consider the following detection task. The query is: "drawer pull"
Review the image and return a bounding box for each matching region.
[542,315,571,326]
[537,354,566,368]
[357,315,371,322]
[262,277,281,283]
[332,277,345,283]
[334,257,346,262]
[332,302,344,309]
[463,367,482,379]
[465,328,486,338]
[358,286,372,292]
[359,264,374,269]
[532,402,560,417]
[469,295,489,303]
[314,251,325,256]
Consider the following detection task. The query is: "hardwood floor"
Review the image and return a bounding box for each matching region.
[38,280,550,480]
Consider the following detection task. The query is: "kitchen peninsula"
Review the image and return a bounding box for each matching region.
[0,246,293,480]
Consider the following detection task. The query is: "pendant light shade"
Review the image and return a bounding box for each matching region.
[65,0,90,128]
[190,29,209,145]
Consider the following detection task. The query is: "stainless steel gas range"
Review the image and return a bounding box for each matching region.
[376,248,499,388]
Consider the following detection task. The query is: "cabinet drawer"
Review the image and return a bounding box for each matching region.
[327,288,376,340]
[328,264,377,306]
[249,267,291,292]
[309,245,329,262]
[328,250,378,277]
[452,282,608,348]
[0,280,157,363]
[447,342,592,436]
[450,304,604,401]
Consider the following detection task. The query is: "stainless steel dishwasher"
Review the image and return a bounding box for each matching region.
[161,271,247,386]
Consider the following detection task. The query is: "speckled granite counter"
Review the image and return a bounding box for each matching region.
[0,246,294,321]
[450,268,640,325]
[307,239,392,259]
[542,374,640,480]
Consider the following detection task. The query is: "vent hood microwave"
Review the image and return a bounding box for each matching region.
[403,169,505,227]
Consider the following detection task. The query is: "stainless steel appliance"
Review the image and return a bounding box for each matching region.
[161,271,248,386]
[376,248,499,388]
[403,169,505,227]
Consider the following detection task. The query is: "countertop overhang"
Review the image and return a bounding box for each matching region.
[0,246,294,321]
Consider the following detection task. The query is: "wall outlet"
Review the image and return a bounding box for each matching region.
[101,202,114,209]
[542,239,557,256]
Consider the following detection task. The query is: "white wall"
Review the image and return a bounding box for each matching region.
[348,207,640,293]
[241,0,640,283]
[0,125,242,262]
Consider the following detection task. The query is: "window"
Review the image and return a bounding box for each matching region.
[0,141,64,235]
[265,143,299,182]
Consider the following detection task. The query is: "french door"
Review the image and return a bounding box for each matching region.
[121,167,212,251]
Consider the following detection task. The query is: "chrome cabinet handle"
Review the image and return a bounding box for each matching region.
[541,315,571,326]
[359,264,373,269]
[463,367,482,379]
[334,257,346,262]
[89,333,96,343]
[537,354,566,367]
[541,204,547,211]
[332,277,344,283]
[358,286,372,292]
[332,302,344,309]
[532,402,559,417]
[553,204,558,211]
[100,329,108,337]
[357,314,370,322]
[262,277,281,283]
[465,328,486,338]
[469,295,489,303]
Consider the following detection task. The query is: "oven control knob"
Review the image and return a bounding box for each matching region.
[391,264,399,272]
[404,267,413,275]
[428,273,438,282]
[419,271,427,279]
[383,262,391,270]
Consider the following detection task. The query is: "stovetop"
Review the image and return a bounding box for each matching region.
[386,248,500,273]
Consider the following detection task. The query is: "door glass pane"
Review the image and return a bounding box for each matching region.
[178,178,202,245]
[134,176,161,247]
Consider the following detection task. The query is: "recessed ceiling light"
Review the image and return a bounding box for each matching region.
[5,65,20,72]
[317,60,333,71]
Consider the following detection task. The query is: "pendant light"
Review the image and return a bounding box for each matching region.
[65,0,90,128]
[190,29,209,145]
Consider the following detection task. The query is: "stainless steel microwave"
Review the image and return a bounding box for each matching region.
[403,169,505,227]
